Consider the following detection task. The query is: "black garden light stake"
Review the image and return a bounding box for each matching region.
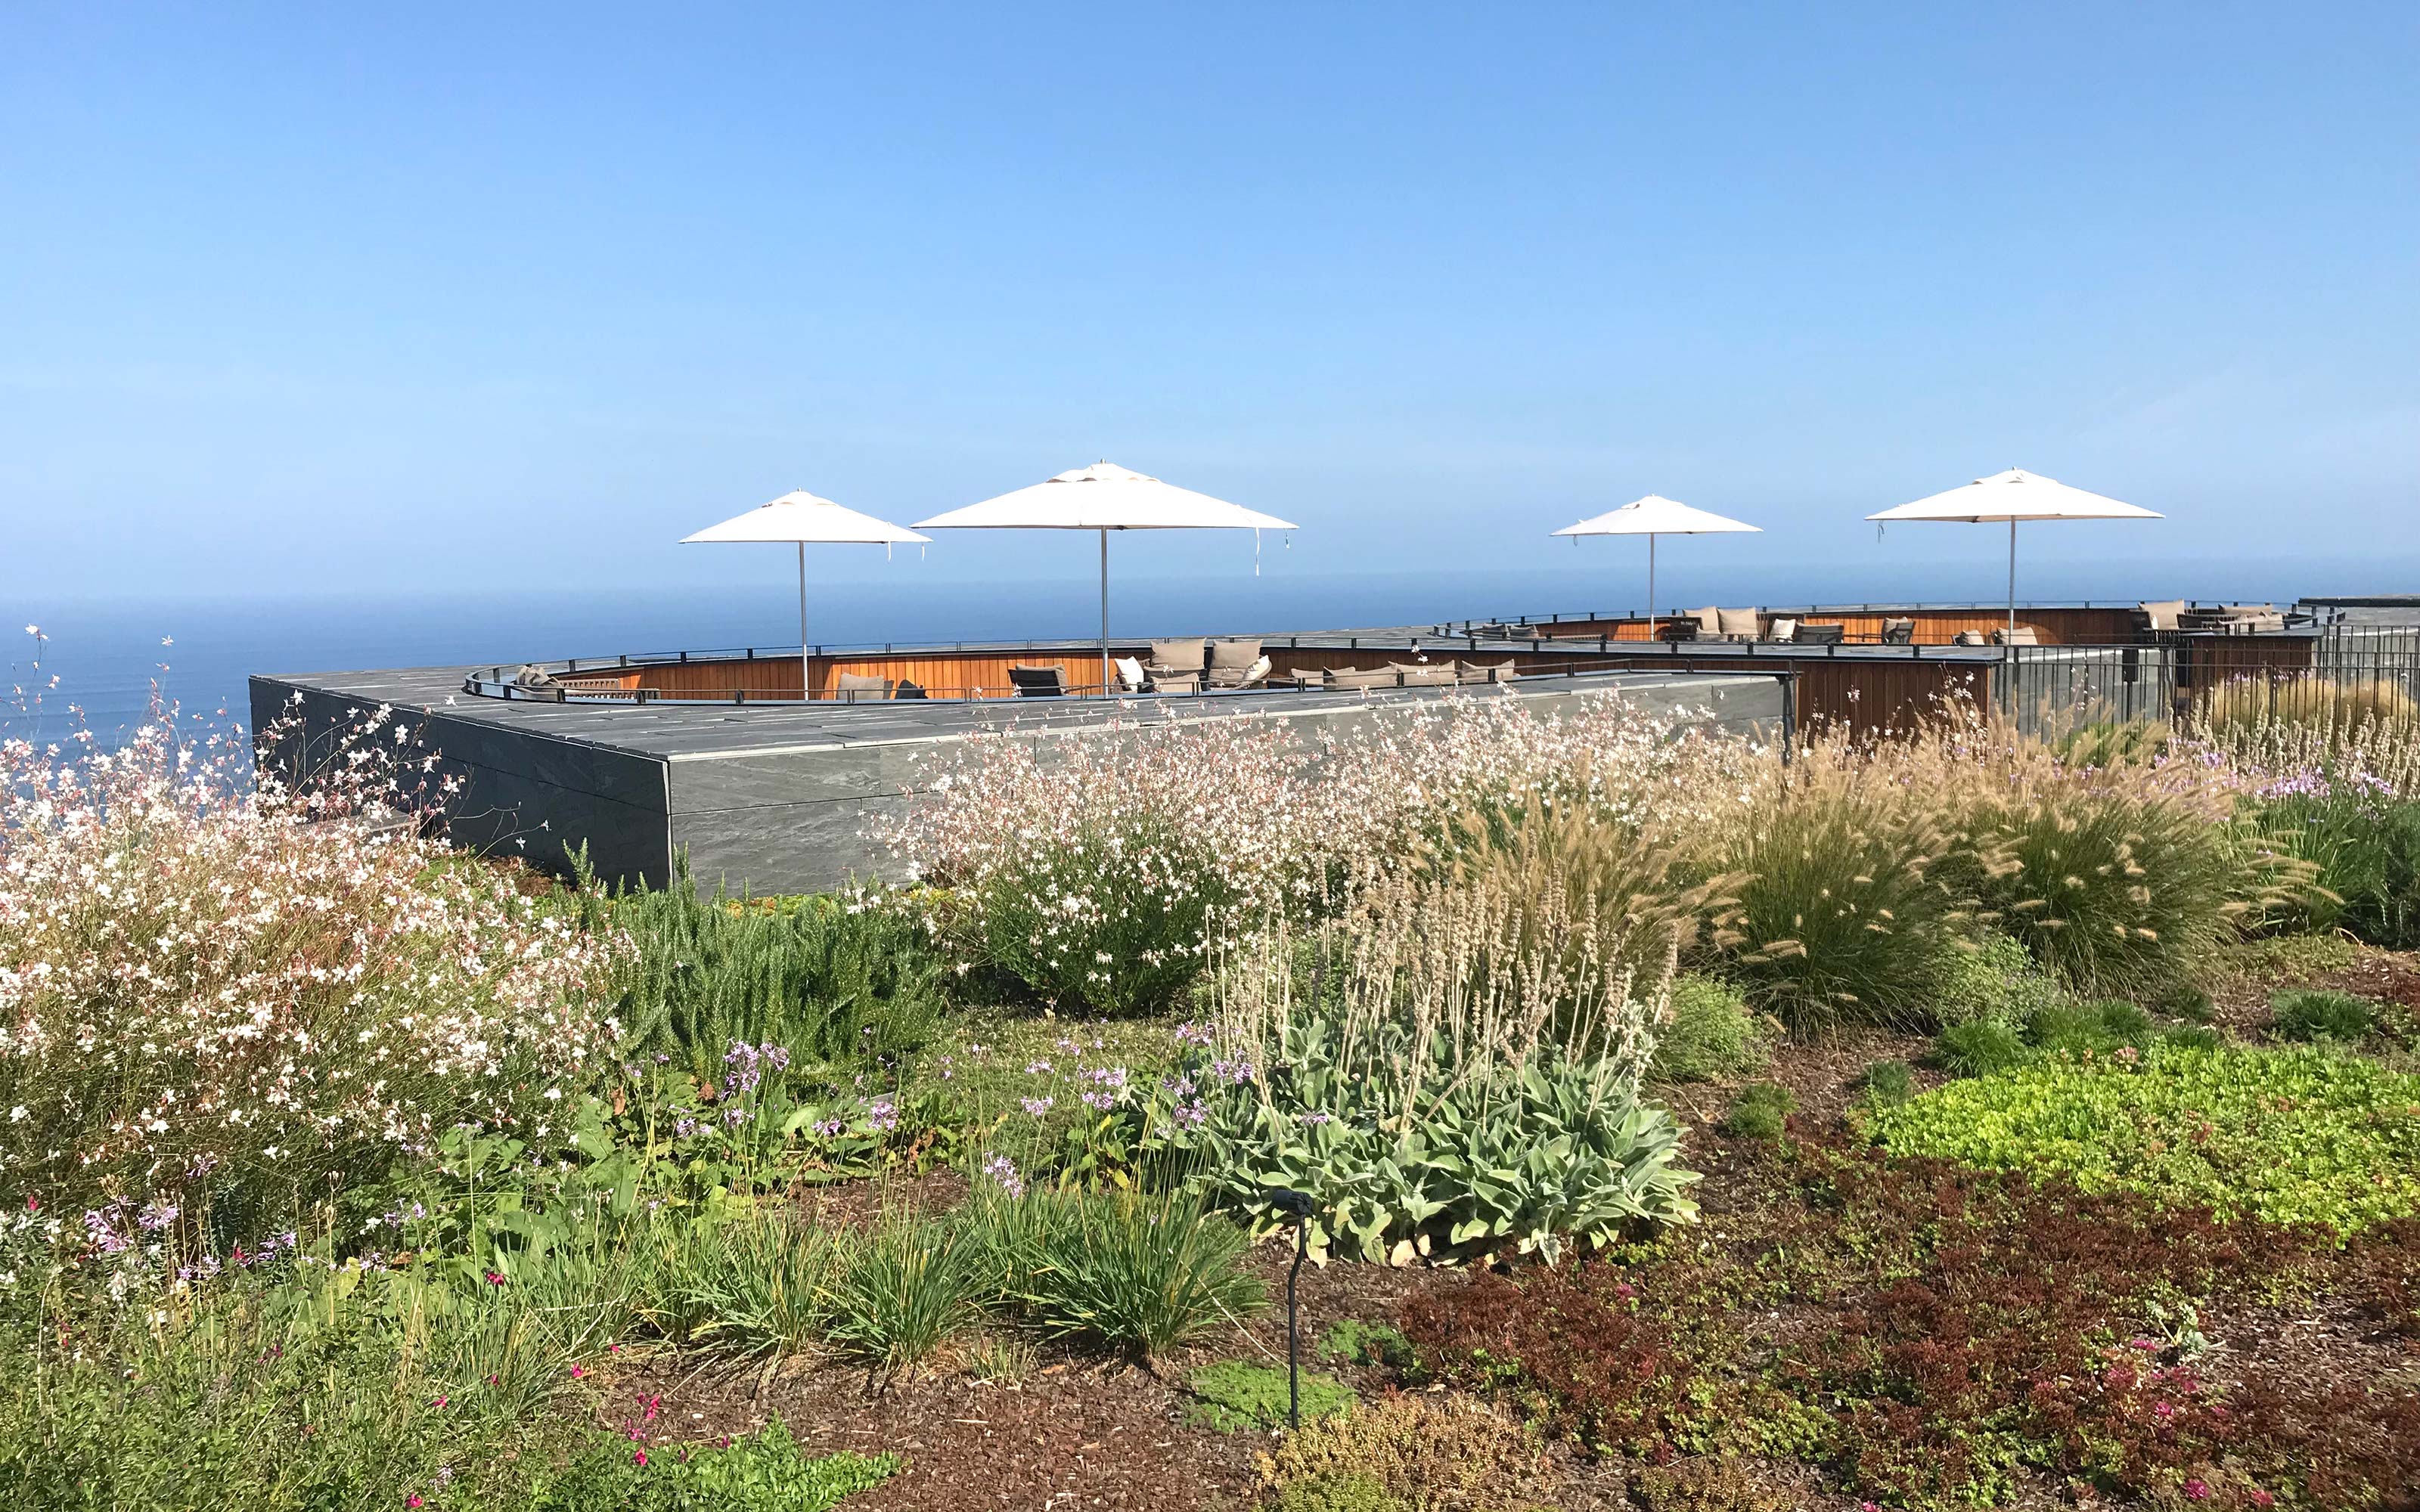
[1266,1186,1315,1430]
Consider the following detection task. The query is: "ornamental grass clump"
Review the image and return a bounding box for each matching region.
[2196,673,2420,738]
[1705,737,1969,1029]
[0,704,627,1250]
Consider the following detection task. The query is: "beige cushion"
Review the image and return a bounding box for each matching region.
[1208,653,1274,688]
[1386,662,1457,686]
[2137,600,2186,631]
[1208,639,1262,671]
[1457,659,1519,683]
[834,671,891,697]
[1148,637,1207,673]
[1151,671,1201,693]
[1954,630,1988,646]
[1324,666,1396,689]
[1768,617,1798,643]
[1687,606,1720,636]
[1993,626,2040,646]
[1717,606,1761,638]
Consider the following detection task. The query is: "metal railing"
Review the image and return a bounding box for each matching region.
[1995,627,2420,733]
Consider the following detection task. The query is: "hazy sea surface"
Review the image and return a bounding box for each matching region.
[1,557,2387,753]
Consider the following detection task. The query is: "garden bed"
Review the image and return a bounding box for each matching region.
[11,693,2420,1510]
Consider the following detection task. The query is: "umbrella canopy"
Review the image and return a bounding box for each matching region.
[1553,495,1760,630]
[915,463,1298,694]
[1866,469,2162,637]
[683,488,932,546]
[682,490,930,671]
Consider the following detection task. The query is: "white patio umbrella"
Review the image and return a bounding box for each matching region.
[1866,468,2163,640]
[1552,495,1761,630]
[914,462,1298,695]
[681,490,930,668]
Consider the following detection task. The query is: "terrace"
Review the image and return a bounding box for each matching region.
[256,594,2418,895]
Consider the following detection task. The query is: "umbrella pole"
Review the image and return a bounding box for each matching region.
[2007,519,2017,641]
[1100,528,1109,698]
[1648,534,1657,636]
[798,542,810,699]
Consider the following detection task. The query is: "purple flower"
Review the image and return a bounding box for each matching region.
[980,1153,1024,1198]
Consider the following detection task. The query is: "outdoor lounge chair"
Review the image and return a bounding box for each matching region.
[1658,618,1700,643]
[833,671,892,702]
[1323,666,1397,690]
[1991,626,2041,646]
[1205,640,1264,687]
[1008,665,1066,697]
[894,680,929,700]
[1797,622,1845,646]
[1457,658,1519,684]
[1953,630,1990,646]
[1880,618,1916,645]
[1717,607,1762,641]
[1768,617,1799,643]
[2133,600,2187,637]
[1146,637,1208,683]
[1386,661,1457,687]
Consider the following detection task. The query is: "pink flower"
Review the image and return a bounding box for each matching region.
[430,1394,447,1408]
[2154,1401,2175,1419]
[632,1450,647,1467]
[407,1498,424,1509]
[569,1365,585,1379]
[2183,1479,2210,1501]
[2250,1491,2275,1508]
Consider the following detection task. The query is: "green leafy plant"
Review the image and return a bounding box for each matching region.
[1153,1003,1699,1264]
[2270,988,2375,1044]
[1860,1060,1915,1108]
[1721,1083,1794,1141]
[1649,972,1770,1083]
[1255,1394,1560,1510]
[591,865,944,1080]
[2232,931,2360,979]
[2025,998,2153,1058]
[1870,1043,2420,1235]
[1317,1319,1414,1371]
[1186,1360,1354,1433]
[536,1420,896,1511]
[822,1219,982,1374]
[1013,1189,1264,1361]
[1932,932,2068,1026]
[1930,1018,2028,1077]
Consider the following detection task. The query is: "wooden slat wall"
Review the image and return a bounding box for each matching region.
[1537,606,2139,646]
[814,650,1143,699]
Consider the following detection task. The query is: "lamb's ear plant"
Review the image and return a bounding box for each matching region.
[1150,838,1704,1264]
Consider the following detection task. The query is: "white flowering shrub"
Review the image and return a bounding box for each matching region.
[0,702,628,1252]
[875,692,1756,1015]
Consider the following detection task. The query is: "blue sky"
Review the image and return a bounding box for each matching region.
[3,4,2414,607]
